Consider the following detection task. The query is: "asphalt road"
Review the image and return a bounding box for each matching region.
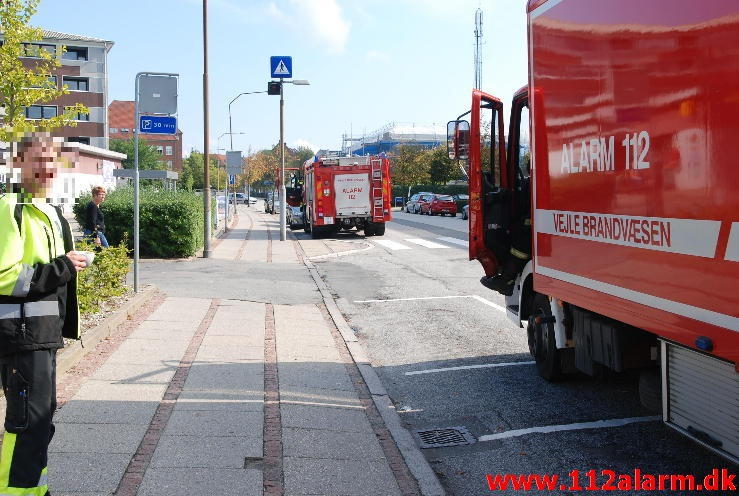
[307,211,734,495]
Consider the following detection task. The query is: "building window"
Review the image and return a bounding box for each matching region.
[121,128,130,132]
[166,161,173,170]
[67,137,90,145]
[165,145,173,156]
[62,76,89,91]
[25,105,57,119]
[109,127,118,133]
[156,146,164,155]
[22,43,56,58]
[62,46,88,61]
[28,75,57,89]
[66,107,89,121]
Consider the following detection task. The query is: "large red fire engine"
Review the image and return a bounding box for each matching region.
[302,155,392,239]
[449,0,738,462]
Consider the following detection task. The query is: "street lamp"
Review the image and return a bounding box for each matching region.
[276,79,310,241]
[228,90,267,209]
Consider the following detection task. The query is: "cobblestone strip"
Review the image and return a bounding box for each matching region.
[318,303,423,496]
[236,209,254,261]
[56,293,166,409]
[266,216,273,264]
[263,303,283,496]
[114,299,220,496]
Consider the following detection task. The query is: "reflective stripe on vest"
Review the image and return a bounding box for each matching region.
[10,265,33,298]
[0,302,59,320]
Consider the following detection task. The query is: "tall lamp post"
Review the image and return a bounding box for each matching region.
[228,90,266,208]
[202,0,211,257]
[276,79,310,241]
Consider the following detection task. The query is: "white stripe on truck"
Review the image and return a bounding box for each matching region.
[726,223,739,262]
[535,209,721,258]
[537,265,739,333]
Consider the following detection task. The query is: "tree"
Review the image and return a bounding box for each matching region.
[427,146,458,185]
[0,0,87,143]
[179,151,220,191]
[109,138,163,170]
[391,144,429,195]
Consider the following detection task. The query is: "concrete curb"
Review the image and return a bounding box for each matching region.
[298,247,446,496]
[57,284,158,376]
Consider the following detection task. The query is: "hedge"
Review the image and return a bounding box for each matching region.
[74,188,206,258]
[74,238,130,316]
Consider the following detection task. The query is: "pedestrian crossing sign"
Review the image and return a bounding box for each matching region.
[270,56,293,78]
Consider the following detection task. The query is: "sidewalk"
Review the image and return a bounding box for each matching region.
[41,207,436,496]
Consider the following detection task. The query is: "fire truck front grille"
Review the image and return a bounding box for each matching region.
[663,341,739,462]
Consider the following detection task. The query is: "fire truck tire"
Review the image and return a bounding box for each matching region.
[310,226,323,239]
[638,368,662,413]
[529,293,566,381]
[364,223,376,236]
[372,223,386,236]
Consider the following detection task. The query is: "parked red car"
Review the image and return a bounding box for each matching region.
[420,194,457,216]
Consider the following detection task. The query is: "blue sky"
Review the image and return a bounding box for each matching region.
[33,0,528,155]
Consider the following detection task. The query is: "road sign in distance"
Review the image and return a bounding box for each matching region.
[139,75,178,115]
[270,56,292,78]
[226,151,243,175]
[139,115,177,135]
[268,81,281,95]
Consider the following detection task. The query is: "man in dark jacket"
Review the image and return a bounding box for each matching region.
[84,186,108,247]
[0,134,87,496]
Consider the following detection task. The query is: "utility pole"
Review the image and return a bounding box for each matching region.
[202,0,212,257]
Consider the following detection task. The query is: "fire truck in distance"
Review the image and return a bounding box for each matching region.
[302,155,392,239]
[449,0,738,462]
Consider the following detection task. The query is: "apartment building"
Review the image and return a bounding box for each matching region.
[108,100,183,172]
[16,30,114,149]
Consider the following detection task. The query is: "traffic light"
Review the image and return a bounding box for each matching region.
[268,81,281,95]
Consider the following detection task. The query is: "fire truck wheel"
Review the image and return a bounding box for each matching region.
[638,368,662,413]
[530,293,565,381]
[364,223,376,236]
[310,226,323,239]
[372,223,385,236]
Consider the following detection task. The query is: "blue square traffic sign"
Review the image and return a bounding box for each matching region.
[139,115,177,135]
[270,56,292,79]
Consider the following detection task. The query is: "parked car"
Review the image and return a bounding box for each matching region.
[461,204,469,220]
[248,196,258,205]
[405,192,433,214]
[452,194,469,213]
[233,193,248,204]
[420,194,457,216]
[415,193,435,214]
[287,206,304,229]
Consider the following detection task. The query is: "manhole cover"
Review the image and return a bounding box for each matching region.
[414,426,475,448]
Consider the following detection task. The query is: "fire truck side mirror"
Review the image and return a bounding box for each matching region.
[447,120,470,161]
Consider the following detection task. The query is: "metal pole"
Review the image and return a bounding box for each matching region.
[133,74,141,293]
[202,0,212,257]
[279,80,286,241]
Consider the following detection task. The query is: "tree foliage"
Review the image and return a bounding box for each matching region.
[427,145,457,185]
[180,151,220,191]
[109,138,163,170]
[390,144,429,188]
[0,0,87,142]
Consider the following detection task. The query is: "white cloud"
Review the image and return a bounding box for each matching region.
[365,50,390,63]
[292,139,320,153]
[288,0,350,53]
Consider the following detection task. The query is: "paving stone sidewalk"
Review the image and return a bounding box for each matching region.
[45,207,408,496]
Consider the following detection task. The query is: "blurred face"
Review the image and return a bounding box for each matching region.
[15,139,62,199]
[93,190,106,205]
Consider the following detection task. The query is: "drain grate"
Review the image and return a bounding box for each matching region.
[414,426,475,448]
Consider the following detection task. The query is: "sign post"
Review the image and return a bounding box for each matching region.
[226,150,242,224]
[270,56,292,242]
[134,72,178,292]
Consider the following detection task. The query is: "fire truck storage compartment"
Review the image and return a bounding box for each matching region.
[662,341,738,462]
[334,173,371,217]
[571,307,653,375]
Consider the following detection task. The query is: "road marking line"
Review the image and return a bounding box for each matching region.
[373,239,412,250]
[437,236,468,247]
[405,361,536,376]
[405,238,449,249]
[477,416,661,442]
[354,295,471,304]
[470,294,507,313]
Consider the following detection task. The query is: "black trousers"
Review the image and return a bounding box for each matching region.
[0,349,56,492]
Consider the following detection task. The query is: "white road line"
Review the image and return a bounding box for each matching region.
[437,236,468,247]
[354,295,471,304]
[477,416,661,442]
[405,238,449,249]
[405,361,536,376]
[470,295,507,314]
[373,239,412,251]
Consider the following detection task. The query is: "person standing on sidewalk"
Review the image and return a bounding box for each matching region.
[0,134,88,496]
[84,186,108,248]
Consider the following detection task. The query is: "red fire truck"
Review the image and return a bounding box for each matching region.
[449,0,738,462]
[302,155,392,239]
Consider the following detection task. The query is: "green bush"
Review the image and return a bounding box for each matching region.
[74,187,206,258]
[391,184,469,203]
[75,237,130,316]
